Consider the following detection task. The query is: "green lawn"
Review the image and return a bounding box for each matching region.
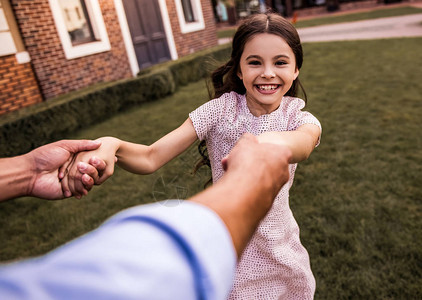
[294,5,422,28]
[217,5,422,38]
[1,37,421,298]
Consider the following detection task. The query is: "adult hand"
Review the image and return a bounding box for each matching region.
[191,133,292,257]
[60,137,119,199]
[221,133,292,201]
[26,140,104,200]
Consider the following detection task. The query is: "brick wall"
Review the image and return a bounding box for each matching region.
[166,0,218,57]
[10,0,132,100]
[1,0,218,115]
[0,55,43,115]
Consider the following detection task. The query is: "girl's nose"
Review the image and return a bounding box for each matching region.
[261,66,275,78]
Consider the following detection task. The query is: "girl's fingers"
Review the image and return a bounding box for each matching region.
[59,154,77,197]
[97,165,115,185]
[58,156,73,180]
[75,180,89,197]
[66,165,86,199]
[77,162,100,183]
[87,156,108,184]
[60,171,72,198]
[67,169,79,198]
[82,174,94,190]
[71,171,90,198]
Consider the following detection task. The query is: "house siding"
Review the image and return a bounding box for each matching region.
[0,54,43,114]
[9,0,132,101]
[1,0,219,116]
[167,0,218,57]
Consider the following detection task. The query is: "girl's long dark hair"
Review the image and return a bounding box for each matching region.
[196,13,306,185]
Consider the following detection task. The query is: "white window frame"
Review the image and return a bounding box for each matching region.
[0,8,17,56]
[174,0,205,34]
[49,0,111,59]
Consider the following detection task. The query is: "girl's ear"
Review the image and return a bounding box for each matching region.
[237,69,243,80]
[293,67,299,80]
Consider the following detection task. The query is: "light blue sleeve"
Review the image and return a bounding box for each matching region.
[0,201,236,300]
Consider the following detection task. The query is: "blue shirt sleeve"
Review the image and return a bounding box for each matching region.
[0,201,236,300]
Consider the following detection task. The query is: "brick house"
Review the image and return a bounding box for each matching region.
[0,0,218,115]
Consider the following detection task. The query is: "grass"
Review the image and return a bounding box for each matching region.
[293,38,422,298]
[294,5,422,28]
[0,81,212,261]
[217,28,237,39]
[216,5,422,38]
[1,37,422,298]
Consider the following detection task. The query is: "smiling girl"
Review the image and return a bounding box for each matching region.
[64,13,321,299]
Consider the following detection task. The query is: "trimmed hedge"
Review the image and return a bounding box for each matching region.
[0,44,231,157]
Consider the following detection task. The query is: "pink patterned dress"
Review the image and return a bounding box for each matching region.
[189,91,321,299]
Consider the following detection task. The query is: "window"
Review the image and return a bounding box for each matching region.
[0,8,17,56]
[175,0,205,33]
[49,0,110,59]
[181,0,195,23]
[58,0,95,45]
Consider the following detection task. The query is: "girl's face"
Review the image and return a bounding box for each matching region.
[237,33,299,116]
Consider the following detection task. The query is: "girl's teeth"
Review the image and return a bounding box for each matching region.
[258,85,278,90]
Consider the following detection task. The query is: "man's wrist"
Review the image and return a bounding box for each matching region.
[223,167,275,210]
[0,154,34,201]
[22,152,38,197]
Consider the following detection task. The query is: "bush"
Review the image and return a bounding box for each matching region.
[0,44,231,157]
[165,44,232,86]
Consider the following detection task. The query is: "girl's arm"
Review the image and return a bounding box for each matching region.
[257,124,321,163]
[115,118,198,174]
[63,118,198,198]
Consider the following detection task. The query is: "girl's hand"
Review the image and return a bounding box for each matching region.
[60,137,120,198]
[257,124,320,163]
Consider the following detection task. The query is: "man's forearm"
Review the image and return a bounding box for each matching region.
[189,134,291,258]
[0,155,32,201]
[189,170,274,258]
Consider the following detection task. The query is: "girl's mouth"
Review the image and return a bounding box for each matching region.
[255,84,280,92]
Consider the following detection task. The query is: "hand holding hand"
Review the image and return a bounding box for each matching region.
[221,133,292,201]
[190,133,292,257]
[25,139,102,200]
[60,137,119,199]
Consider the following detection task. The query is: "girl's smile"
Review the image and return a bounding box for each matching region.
[256,84,280,93]
[237,33,299,116]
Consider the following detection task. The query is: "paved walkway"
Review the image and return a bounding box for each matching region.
[298,13,422,42]
[218,12,422,44]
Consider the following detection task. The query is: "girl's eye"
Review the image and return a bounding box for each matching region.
[248,60,261,66]
[276,61,287,66]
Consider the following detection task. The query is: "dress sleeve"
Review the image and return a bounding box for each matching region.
[189,95,227,141]
[286,97,322,147]
[0,202,236,300]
